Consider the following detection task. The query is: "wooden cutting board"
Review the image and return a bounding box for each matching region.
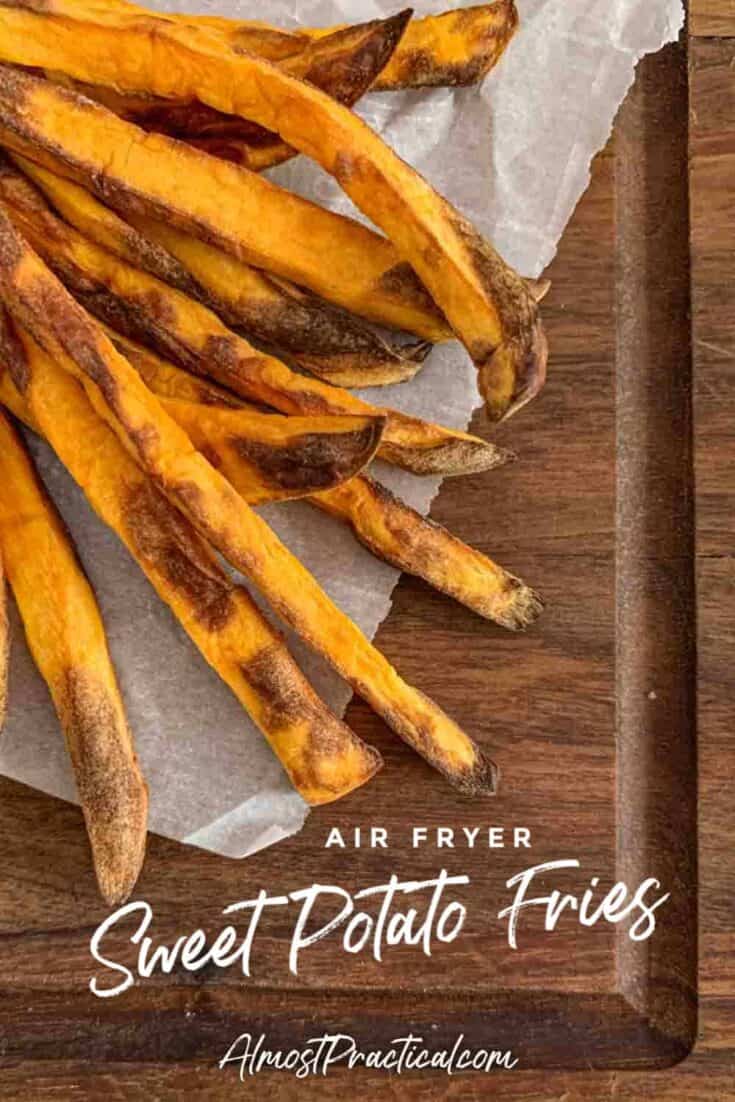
[0,6,733,1099]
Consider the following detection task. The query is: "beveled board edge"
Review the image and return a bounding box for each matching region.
[614,34,698,1057]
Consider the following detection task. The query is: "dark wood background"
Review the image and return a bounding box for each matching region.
[0,2,732,1097]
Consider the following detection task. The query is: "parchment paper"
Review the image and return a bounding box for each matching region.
[0,0,684,858]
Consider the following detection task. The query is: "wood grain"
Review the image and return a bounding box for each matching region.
[608,29,735,1102]
[691,0,735,37]
[0,25,733,1102]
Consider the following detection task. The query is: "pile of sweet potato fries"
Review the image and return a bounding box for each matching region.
[0,0,549,903]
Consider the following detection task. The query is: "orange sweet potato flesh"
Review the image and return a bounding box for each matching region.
[47,10,414,172]
[0,1,546,421]
[0,65,451,344]
[0,321,383,807]
[12,154,206,300]
[0,164,509,478]
[105,334,543,631]
[41,85,299,174]
[0,402,148,904]
[16,157,434,388]
[0,211,497,796]
[101,326,245,409]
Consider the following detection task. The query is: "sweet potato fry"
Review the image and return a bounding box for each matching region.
[8,306,538,629]
[0,404,147,904]
[120,212,433,387]
[10,155,204,299]
[110,326,387,501]
[0,212,497,795]
[184,135,295,173]
[69,329,541,629]
[0,65,451,343]
[0,321,383,807]
[38,86,294,174]
[0,4,546,420]
[172,14,307,63]
[45,74,292,164]
[0,193,384,495]
[15,158,433,388]
[231,10,413,106]
[0,169,387,495]
[313,479,542,630]
[101,326,243,409]
[155,401,385,505]
[178,408,542,630]
[351,3,519,91]
[0,170,508,477]
[46,9,413,172]
[69,330,540,628]
[120,0,519,91]
[0,546,8,731]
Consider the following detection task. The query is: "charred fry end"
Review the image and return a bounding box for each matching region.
[373,1,520,91]
[60,667,149,905]
[479,318,548,424]
[466,751,498,797]
[228,416,386,496]
[492,574,544,632]
[298,9,414,104]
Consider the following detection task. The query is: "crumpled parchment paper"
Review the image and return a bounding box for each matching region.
[0,0,684,858]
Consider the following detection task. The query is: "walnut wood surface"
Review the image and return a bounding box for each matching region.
[0,13,733,1102]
